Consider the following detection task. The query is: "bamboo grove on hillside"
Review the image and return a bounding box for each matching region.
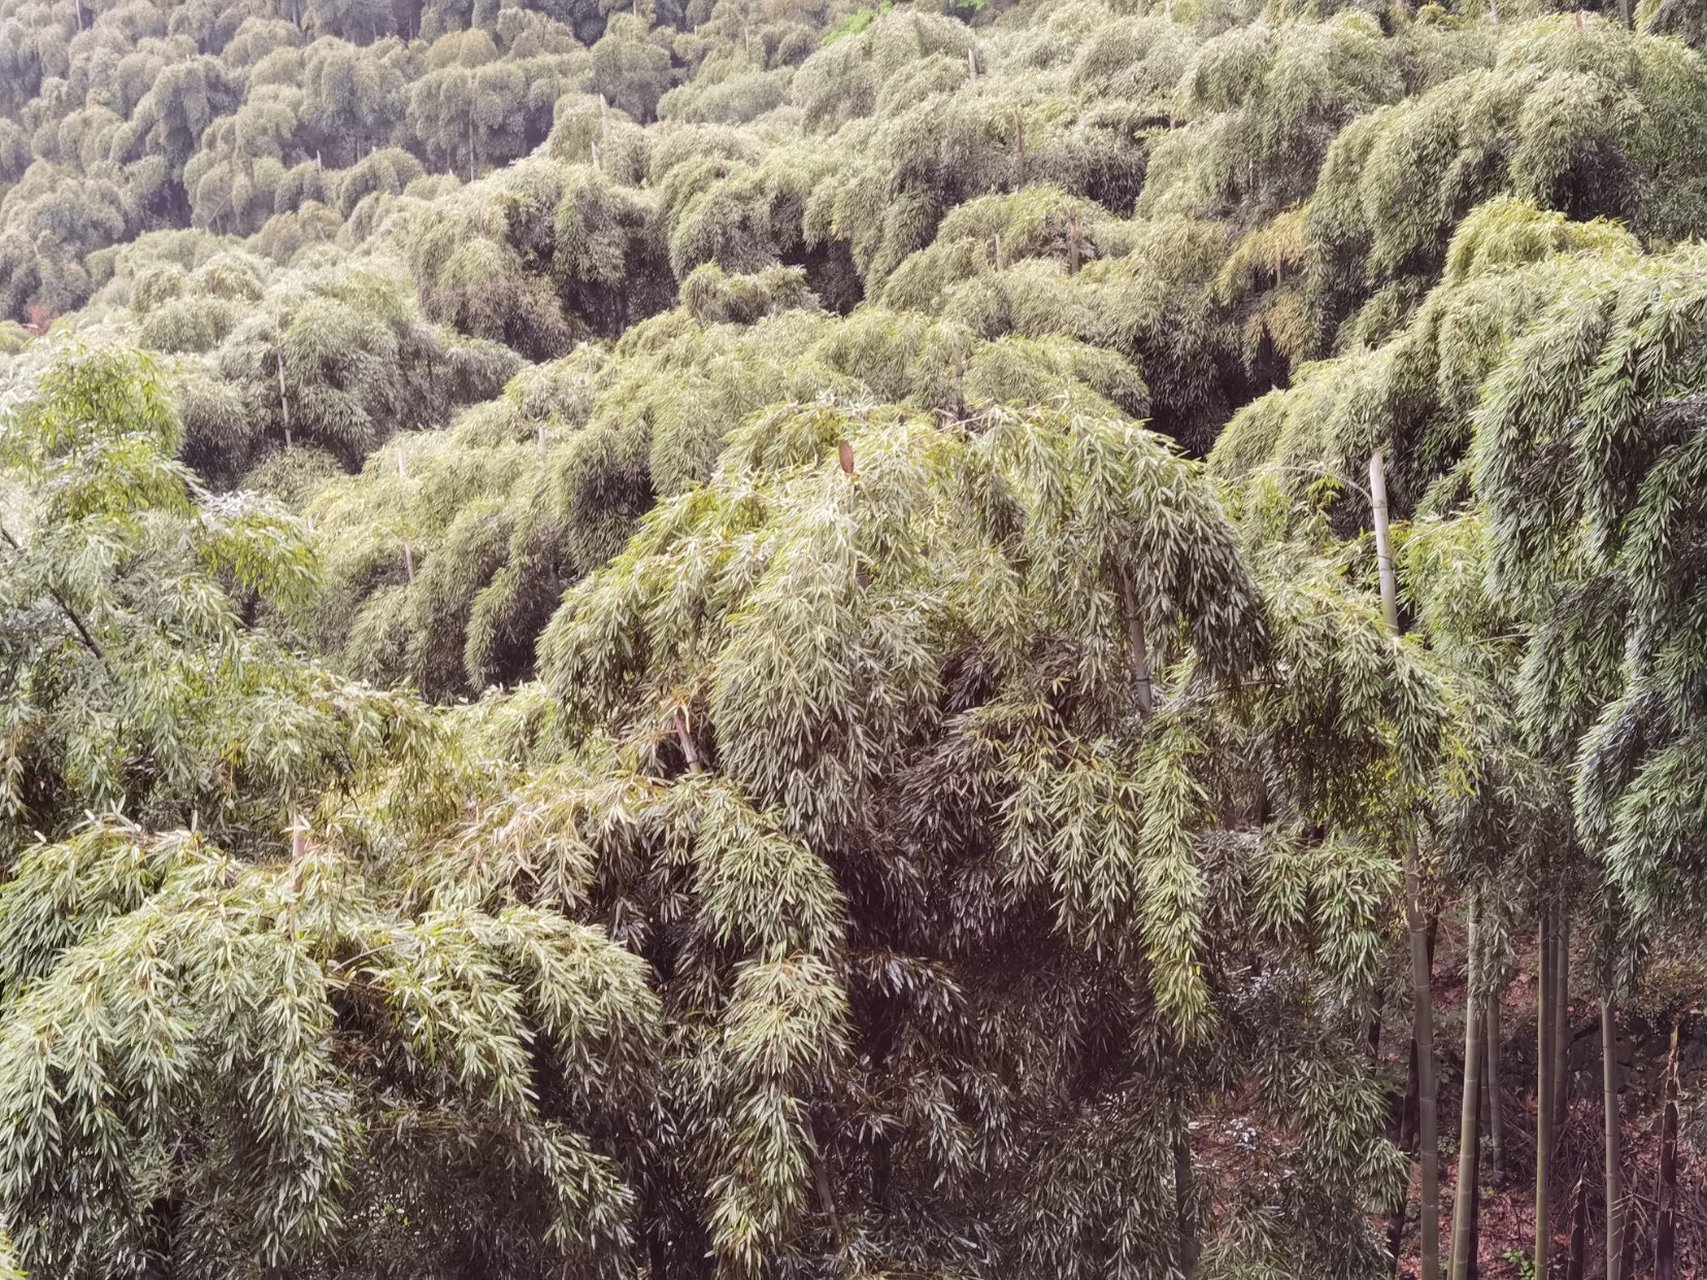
[2,0,1706,1276]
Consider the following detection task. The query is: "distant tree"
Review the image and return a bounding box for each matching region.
[0,171,130,319]
[166,0,262,53]
[297,36,409,168]
[219,15,305,69]
[304,0,401,42]
[1141,13,1409,224]
[553,166,672,333]
[1308,15,1707,351]
[198,265,516,477]
[183,85,309,233]
[590,12,675,121]
[330,143,424,215]
[109,55,241,217]
[0,119,28,182]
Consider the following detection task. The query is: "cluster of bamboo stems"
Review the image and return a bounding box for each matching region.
[1371,453,1683,1280]
[1391,905,1682,1280]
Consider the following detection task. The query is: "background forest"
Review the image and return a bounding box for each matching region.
[1,0,1706,1275]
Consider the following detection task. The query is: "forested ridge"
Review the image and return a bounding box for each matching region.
[2,0,1707,1274]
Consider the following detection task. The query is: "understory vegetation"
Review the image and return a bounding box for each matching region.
[1,0,1706,1276]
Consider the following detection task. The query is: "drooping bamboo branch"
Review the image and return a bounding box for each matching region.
[1370,449,1439,1280]
[1,523,109,669]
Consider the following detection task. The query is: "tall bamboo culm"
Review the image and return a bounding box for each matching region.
[1536,911,1555,1280]
[1370,450,1439,1280]
[1486,997,1505,1178]
[1450,898,1482,1280]
[1601,995,1623,1280]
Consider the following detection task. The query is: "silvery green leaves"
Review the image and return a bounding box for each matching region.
[0,818,661,1280]
[531,402,1398,1275]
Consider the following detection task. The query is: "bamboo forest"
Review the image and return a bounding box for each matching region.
[3,0,1707,1274]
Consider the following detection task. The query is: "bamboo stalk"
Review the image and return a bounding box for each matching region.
[276,348,292,448]
[809,1115,838,1233]
[1656,1021,1679,1280]
[1386,1031,1420,1273]
[1370,451,1401,634]
[1486,997,1505,1178]
[1566,1178,1587,1280]
[1120,569,1155,717]
[1402,1034,1421,1150]
[1469,1064,1483,1279]
[1553,917,1571,1146]
[1602,994,1623,1280]
[1370,450,1438,1280]
[1450,900,1483,1280]
[1,523,109,668]
[674,708,705,775]
[1536,911,1555,1280]
[1173,1121,1199,1276]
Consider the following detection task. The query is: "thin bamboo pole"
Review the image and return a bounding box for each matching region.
[1536,911,1555,1280]
[1487,997,1505,1177]
[1370,450,1439,1280]
[1450,899,1483,1280]
[1602,995,1623,1280]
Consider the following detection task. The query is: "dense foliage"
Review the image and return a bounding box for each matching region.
[3,0,1707,1276]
